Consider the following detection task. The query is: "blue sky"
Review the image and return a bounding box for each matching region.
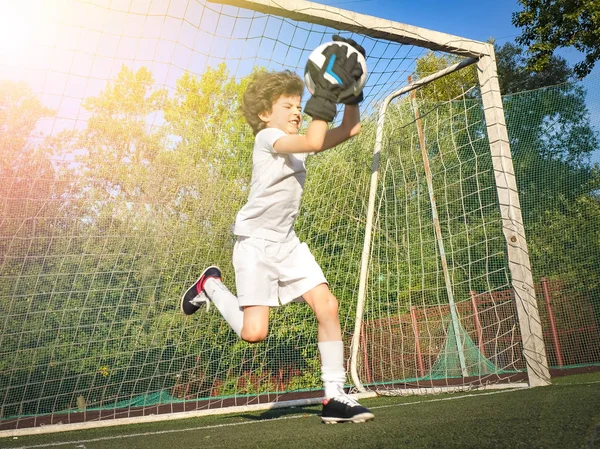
[0,0,597,155]
[311,0,596,75]
[312,0,600,159]
[314,0,520,43]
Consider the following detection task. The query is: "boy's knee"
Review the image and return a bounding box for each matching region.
[326,294,339,316]
[241,324,268,343]
[315,292,339,318]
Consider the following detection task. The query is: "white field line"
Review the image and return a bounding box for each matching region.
[6,380,600,449]
[6,388,521,449]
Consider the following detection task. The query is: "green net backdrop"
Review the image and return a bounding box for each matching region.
[0,0,598,431]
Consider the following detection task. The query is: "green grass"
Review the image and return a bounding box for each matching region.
[3,372,600,449]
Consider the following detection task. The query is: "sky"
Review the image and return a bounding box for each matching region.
[311,0,597,75]
[0,0,598,154]
[315,0,522,43]
[0,0,596,97]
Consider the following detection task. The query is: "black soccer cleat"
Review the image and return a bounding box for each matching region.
[181,266,222,315]
[321,395,375,424]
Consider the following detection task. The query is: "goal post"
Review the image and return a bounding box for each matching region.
[214,0,551,391]
[0,0,550,436]
[477,48,550,387]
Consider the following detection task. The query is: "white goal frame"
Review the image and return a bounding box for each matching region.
[0,0,551,438]
[212,0,550,390]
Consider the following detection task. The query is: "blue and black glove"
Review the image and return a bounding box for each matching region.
[304,43,363,122]
[333,35,366,105]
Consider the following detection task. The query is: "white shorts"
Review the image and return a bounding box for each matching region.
[232,236,328,307]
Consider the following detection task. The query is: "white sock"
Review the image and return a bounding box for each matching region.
[204,278,243,338]
[318,340,346,399]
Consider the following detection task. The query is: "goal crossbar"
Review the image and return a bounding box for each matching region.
[209,0,490,57]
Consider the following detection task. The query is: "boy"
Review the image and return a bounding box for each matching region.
[182,37,374,424]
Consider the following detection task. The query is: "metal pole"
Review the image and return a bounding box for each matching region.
[409,76,468,377]
[541,278,563,367]
[411,306,426,377]
[471,290,485,357]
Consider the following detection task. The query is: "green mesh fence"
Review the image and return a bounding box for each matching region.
[0,0,599,432]
[509,77,600,369]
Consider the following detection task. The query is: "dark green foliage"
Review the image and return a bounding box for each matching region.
[496,42,573,94]
[512,0,600,78]
[496,44,600,318]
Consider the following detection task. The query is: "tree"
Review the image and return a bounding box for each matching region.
[496,43,598,211]
[0,81,55,223]
[414,52,479,100]
[78,65,168,203]
[0,80,57,317]
[494,42,600,326]
[495,42,573,94]
[161,63,254,244]
[0,81,84,416]
[512,0,600,78]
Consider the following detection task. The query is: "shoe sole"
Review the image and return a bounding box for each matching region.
[321,412,375,424]
[180,265,219,315]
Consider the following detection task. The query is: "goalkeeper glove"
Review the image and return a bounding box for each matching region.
[304,43,362,122]
[333,35,366,105]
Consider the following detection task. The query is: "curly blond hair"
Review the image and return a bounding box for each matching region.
[241,70,304,135]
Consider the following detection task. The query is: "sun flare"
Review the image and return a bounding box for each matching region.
[0,1,56,67]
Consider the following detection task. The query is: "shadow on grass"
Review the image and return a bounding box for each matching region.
[239,405,321,421]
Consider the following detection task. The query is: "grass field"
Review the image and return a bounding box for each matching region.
[2,372,599,449]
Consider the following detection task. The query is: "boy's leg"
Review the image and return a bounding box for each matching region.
[233,237,278,343]
[302,283,344,396]
[241,305,270,343]
[181,266,244,338]
[206,282,270,343]
[181,268,271,342]
[303,283,374,423]
[204,277,244,338]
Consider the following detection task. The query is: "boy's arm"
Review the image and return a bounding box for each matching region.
[273,105,360,154]
[320,104,360,151]
[274,40,363,155]
[273,118,329,154]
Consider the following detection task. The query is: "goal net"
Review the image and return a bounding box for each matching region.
[0,0,549,434]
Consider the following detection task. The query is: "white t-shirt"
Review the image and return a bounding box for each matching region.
[233,128,309,242]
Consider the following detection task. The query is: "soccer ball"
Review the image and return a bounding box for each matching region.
[304,41,367,99]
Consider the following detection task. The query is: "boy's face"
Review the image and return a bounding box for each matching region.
[259,95,302,135]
